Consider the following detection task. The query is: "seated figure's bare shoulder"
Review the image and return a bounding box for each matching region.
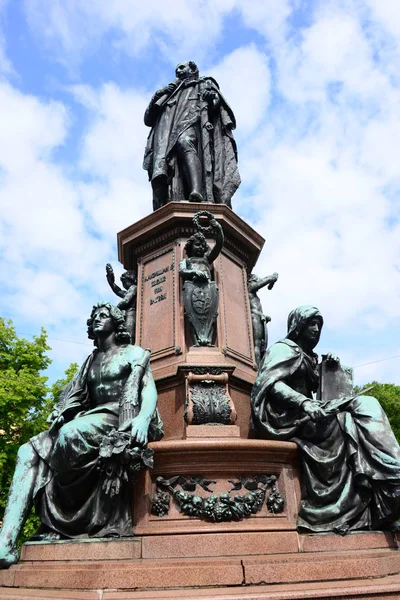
[124,344,146,365]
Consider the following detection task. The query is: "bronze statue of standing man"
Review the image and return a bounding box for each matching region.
[143,61,240,210]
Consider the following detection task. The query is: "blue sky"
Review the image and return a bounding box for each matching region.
[0,0,399,386]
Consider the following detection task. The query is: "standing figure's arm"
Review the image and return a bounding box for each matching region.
[179,259,209,282]
[144,82,179,127]
[106,264,126,299]
[207,218,224,264]
[248,273,279,293]
[203,79,220,124]
[178,258,190,279]
[118,284,137,310]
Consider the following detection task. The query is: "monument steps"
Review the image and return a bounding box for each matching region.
[17,531,398,563]
[1,537,400,595]
[1,571,400,599]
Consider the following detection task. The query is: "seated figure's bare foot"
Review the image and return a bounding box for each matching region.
[43,531,62,541]
[0,545,19,569]
[333,523,349,536]
[34,530,62,542]
[389,521,400,549]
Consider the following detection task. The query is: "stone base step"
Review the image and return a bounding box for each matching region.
[1,573,400,599]
[19,531,399,562]
[2,548,400,591]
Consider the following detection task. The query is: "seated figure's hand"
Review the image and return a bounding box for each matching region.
[325,352,340,366]
[131,415,150,445]
[48,414,65,433]
[302,400,327,421]
[46,408,60,425]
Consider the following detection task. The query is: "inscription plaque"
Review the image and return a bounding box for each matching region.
[139,247,176,357]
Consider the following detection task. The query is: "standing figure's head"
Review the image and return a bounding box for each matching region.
[87,302,131,346]
[286,305,323,350]
[184,232,208,257]
[120,270,137,290]
[175,61,199,81]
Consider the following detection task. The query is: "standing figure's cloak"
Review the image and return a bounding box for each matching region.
[143,76,240,208]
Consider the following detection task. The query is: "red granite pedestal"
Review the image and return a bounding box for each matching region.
[2,203,400,599]
[2,442,400,598]
[2,461,400,599]
[118,201,262,440]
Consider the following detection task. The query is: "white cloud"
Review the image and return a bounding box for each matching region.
[230,3,400,385]
[69,82,154,234]
[0,84,66,171]
[0,83,114,373]
[365,0,400,41]
[210,45,271,136]
[4,0,400,386]
[236,0,292,45]
[0,0,13,76]
[72,83,148,179]
[23,0,236,69]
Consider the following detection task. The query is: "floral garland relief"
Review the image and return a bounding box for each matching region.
[151,474,285,522]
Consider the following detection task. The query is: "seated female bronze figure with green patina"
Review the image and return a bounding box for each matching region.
[0,303,163,568]
[251,305,400,534]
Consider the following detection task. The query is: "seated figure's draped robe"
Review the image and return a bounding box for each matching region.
[30,349,163,538]
[251,320,400,532]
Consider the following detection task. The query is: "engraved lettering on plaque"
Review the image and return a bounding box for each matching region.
[140,248,176,355]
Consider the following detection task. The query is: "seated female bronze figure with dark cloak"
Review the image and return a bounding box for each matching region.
[0,303,163,568]
[251,305,400,534]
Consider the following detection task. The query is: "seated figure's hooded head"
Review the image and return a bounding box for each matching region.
[286,305,323,343]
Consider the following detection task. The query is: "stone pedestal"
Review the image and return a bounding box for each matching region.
[2,440,400,598]
[133,439,299,537]
[118,202,263,440]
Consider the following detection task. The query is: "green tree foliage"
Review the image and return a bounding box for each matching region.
[0,319,50,491]
[0,318,78,542]
[33,362,79,434]
[354,381,400,443]
[0,318,50,541]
